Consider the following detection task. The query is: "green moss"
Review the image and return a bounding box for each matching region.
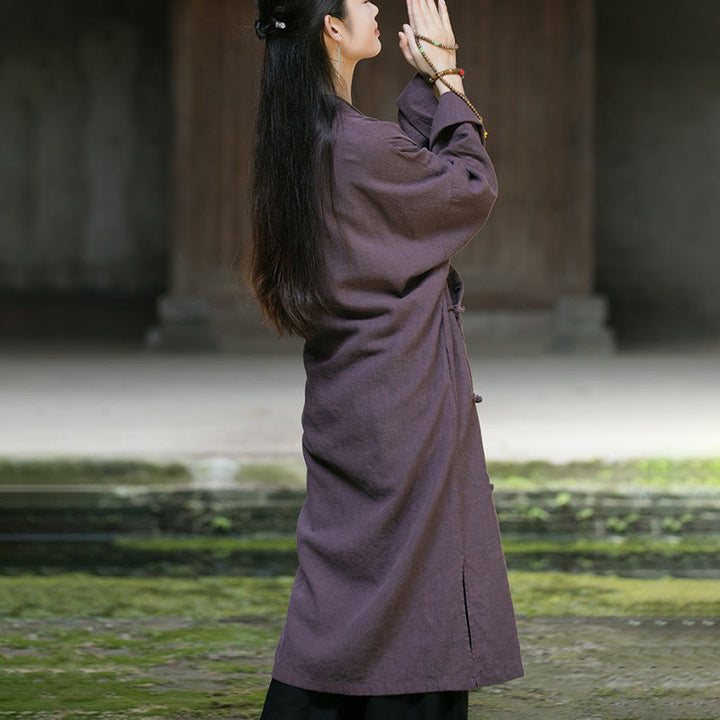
[115,535,298,553]
[504,535,720,556]
[487,458,720,489]
[0,589,278,718]
[0,574,294,619]
[4,457,720,491]
[116,534,720,559]
[234,462,305,486]
[494,474,537,489]
[0,459,191,486]
[0,571,718,718]
[5,534,715,578]
[0,671,262,718]
[508,571,720,616]
[1,571,718,621]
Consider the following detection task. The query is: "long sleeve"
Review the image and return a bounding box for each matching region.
[397,73,488,151]
[340,88,497,272]
[397,73,438,149]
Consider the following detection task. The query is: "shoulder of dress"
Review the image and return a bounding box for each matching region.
[336,109,386,128]
[335,113,410,147]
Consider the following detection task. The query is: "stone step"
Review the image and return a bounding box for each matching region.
[1,483,718,538]
[1,534,718,578]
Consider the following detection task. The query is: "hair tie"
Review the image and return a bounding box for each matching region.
[255,17,286,40]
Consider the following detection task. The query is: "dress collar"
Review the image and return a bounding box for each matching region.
[334,95,363,115]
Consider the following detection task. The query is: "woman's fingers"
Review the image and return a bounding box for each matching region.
[405,0,451,66]
[418,0,434,30]
[409,0,431,34]
[438,0,451,30]
[398,31,415,66]
[424,0,442,24]
[406,0,416,31]
[421,0,445,35]
[398,27,424,73]
[415,0,428,24]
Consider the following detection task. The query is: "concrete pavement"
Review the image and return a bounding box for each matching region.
[1,344,719,463]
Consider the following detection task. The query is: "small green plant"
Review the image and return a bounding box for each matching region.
[605,512,639,534]
[210,515,233,533]
[516,503,550,523]
[661,513,694,534]
[527,506,550,521]
[555,491,572,508]
[575,506,594,522]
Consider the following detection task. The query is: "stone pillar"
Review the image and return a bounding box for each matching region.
[451,0,614,353]
[145,0,300,352]
[546,0,614,353]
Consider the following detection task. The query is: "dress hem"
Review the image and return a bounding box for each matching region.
[269,665,525,696]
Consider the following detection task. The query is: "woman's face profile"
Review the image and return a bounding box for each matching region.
[338,0,382,61]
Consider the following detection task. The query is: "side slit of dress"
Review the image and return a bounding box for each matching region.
[462,561,474,657]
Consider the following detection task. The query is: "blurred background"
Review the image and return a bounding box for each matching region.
[1,0,719,353]
[0,2,719,719]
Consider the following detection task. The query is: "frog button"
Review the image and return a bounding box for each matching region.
[472,393,483,403]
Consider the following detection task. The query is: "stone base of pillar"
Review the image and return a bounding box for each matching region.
[144,295,221,352]
[146,293,615,355]
[462,294,615,355]
[461,309,555,355]
[144,294,303,354]
[548,294,616,354]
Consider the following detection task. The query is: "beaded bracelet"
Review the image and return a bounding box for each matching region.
[413,32,488,142]
[428,68,465,84]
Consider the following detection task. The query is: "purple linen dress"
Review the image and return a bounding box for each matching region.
[270,72,524,695]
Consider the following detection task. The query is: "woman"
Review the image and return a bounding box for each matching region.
[249,0,524,717]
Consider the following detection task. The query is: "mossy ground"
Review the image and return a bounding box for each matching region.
[1,457,718,717]
[1,572,718,719]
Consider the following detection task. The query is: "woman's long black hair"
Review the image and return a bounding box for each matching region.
[247,0,349,340]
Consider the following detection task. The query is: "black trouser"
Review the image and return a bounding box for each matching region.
[259,678,469,720]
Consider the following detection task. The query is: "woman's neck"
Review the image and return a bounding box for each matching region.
[333,59,357,106]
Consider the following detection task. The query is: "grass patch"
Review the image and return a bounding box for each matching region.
[0,616,274,719]
[115,535,298,553]
[509,571,720,615]
[487,458,720,490]
[0,572,718,619]
[0,574,294,619]
[1,572,718,719]
[0,459,191,486]
[504,535,720,557]
[2,458,720,489]
[114,533,720,559]
[234,461,305,487]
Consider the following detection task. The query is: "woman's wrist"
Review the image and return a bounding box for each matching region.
[435,76,465,95]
